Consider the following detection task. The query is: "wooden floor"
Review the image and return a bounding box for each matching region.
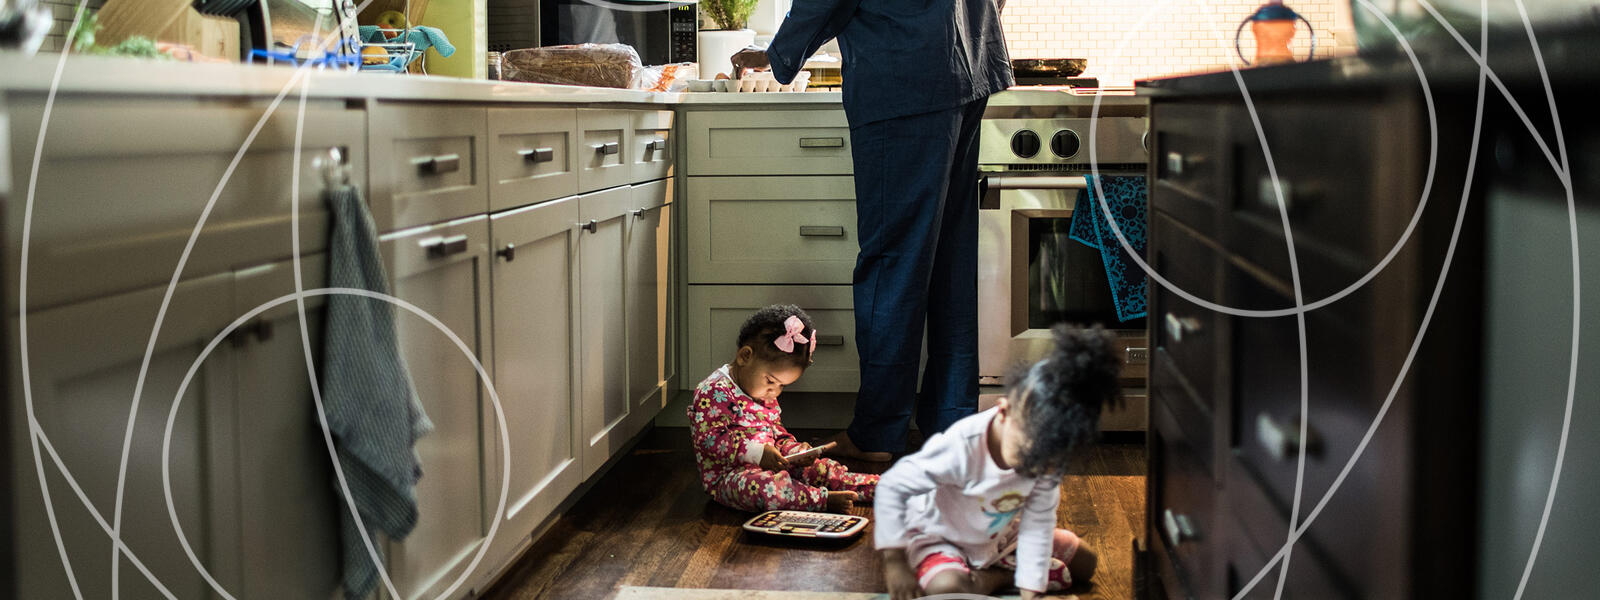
[483,427,1146,600]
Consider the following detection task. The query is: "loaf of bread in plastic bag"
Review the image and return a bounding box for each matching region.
[500,43,642,89]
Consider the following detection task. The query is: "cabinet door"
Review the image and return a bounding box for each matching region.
[629,110,675,183]
[682,109,853,176]
[625,180,673,435]
[685,285,858,393]
[483,196,582,573]
[8,273,236,600]
[368,102,490,233]
[487,107,578,212]
[685,176,857,284]
[380,216,492,600]
[228,255,342,599]
[577,186,633,476]
[576,110,631,193]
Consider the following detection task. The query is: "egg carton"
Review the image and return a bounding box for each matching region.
[688,71,811,92]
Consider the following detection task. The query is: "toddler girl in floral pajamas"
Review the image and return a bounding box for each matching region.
[688,304,878,514]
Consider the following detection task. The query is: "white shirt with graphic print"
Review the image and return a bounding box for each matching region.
[873,407,1062,593]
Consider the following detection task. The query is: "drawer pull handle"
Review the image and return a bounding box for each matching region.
[631,208,646,218]
[593,142,620,156]
[799,225,845,237]
[1256,413,1321,461]
[1162,509,1197,547]
[518,147,556,163]
[413,153,462,175]
[496,243,516,262]
[422,234,469,259]
[1164,313,1202,343]
[814,334,845,347]
[581,219,598,233]
[646,139,668,152]
[799,136,845,148]
[1165,151,1186,176]
[1125,346,1149,365]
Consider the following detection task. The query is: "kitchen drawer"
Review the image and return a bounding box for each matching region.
[629,109,675,182]
[578,109,631,192]
[1149,394,1217,599]
[1221,459,1360,599]
[1151,102,1226,236]
[683,109,853,176]
[685,285,857,393]
[487,106,578,212]
[1149,211,1222,409]
[686,176,857,284]
[368,102,488,231]
[1152,354,1215,473]
[3,93,356,310]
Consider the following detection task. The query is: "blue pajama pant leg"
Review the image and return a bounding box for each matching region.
[845,98,987,453]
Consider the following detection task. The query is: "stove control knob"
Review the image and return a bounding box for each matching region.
[1011,130,1041,159]
[1051,130,1082,159]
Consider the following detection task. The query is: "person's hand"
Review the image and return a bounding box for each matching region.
[1020,588,1045,600]
[787,443,819,467]
[758,444,790,471]
[881,549,920,600]
[729,45,771,78]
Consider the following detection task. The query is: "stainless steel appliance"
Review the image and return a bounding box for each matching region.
[977,87,1150,429]
[487,0,697,66]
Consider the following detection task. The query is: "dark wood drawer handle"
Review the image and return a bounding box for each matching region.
[1257,413,1321,461]
[1164,313,1202,343]
[1162,509,1197,547]
[422,234,469,259]
[799,225,845,237]
[799,136,845,148]
[593,142,620,156]
[413,153,461,175]
[518,147,555,163]
[814,334,845,347]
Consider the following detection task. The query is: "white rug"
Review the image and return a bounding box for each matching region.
[615,586,1047,600]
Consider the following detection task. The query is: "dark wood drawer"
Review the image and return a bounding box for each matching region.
[1149,212,1222,409]
[1149,394,1217,599]
[1151,102,1227,237]
[1221,459,1360,599]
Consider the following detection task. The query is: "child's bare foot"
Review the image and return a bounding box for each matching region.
[824,431,893,462]
[825,491,858,513]
[971,567,1013,594]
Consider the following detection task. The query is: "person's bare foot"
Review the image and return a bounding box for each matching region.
[971,567,1013,594]
[824,491,858,513]
[824,431,893,462]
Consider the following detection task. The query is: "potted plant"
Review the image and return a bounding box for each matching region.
[697,0,759,78]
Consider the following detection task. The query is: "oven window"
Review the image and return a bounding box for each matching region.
[1027,216,1145,328]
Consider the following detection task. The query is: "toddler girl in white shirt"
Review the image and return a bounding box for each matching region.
[874,324,1121,599]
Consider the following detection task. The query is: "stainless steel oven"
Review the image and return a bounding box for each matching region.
[976,89,1150,429]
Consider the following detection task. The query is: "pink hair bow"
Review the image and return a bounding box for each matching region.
[774,315,812,354]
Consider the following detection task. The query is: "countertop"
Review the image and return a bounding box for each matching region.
[0,52,843,106]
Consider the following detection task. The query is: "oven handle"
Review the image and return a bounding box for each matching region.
[979,175,1090,209]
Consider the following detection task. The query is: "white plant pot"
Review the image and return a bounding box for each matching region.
[698,28,757,80]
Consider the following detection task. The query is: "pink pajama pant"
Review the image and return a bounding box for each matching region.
[710,457,879,512]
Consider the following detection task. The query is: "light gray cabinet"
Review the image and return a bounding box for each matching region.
[685,175,857,284]
[9,272,236,600]
[625,180,674,437]
[379,216,493,600]
[368,103,489,233]
[482,195,583,576]
[685,285,858,393]
[576,186,633,476]
[629,110,675,183]
[682,109,852,176]
[577,110,631,193]
[487,107,579,212]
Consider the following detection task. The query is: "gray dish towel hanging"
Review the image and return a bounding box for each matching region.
[321,184,433,600]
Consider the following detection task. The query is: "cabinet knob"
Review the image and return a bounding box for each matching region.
[422,234,469,259]
[1256,412,1321,461]
[581,219,598,233]
[496,243,516,262]
[646,139,667,152]
[593,142,620,156]
[1162,509,1198,547]
[1164,313,1202,343]
[413,153,462,175]
[631,208,646,218]
[518,147,555,163]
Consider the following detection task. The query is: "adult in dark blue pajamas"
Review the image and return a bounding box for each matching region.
[770,0,1013,458]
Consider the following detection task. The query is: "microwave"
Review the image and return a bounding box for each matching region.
[487,0,698,66]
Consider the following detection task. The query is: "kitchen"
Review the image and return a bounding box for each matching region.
[1,0,1597,599]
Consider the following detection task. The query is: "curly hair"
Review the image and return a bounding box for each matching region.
[1007,324,1123,478]
[736,304,817,369]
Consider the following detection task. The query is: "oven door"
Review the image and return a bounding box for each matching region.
[977,174,1145,382]
[539,0,693,65]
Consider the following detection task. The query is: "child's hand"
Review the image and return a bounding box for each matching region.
[1020,589,1045,600]
[758,444,790,471]
[881,549,920,600]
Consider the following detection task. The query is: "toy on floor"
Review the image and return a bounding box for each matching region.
[743,510,868,539]
[782,441,835,462]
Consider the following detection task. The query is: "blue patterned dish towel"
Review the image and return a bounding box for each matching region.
[1068,174,1149,322]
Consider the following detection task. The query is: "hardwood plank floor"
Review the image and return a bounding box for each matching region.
[483,427,1146,600]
